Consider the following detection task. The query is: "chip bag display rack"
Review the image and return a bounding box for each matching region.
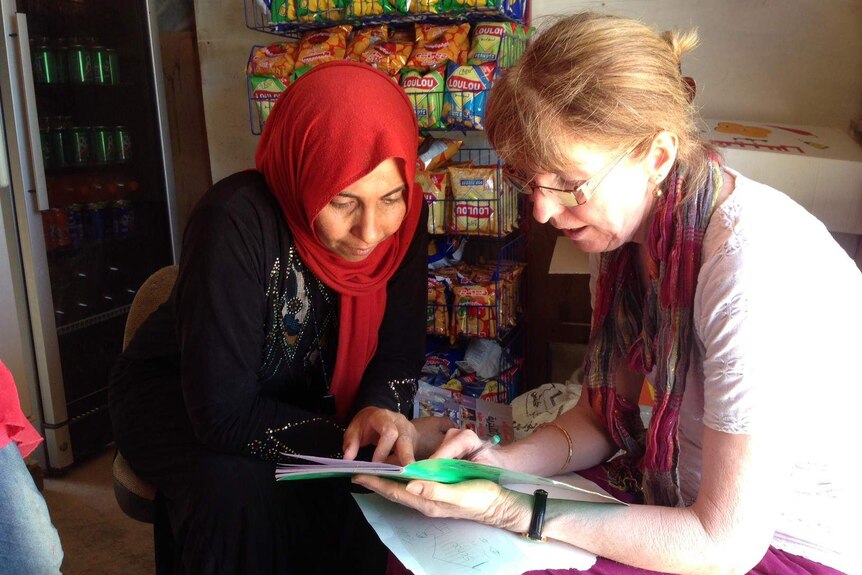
[245,0,528,39]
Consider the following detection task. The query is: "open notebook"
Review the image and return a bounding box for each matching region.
[276,454,622,504]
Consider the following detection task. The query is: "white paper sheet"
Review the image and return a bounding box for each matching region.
[353,478,605,575]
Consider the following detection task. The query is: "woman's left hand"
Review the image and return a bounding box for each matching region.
[352,475,532,532]
[343,407,417,464]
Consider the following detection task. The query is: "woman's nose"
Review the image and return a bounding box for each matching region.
[531,190,563,225]
[353,207,384,245]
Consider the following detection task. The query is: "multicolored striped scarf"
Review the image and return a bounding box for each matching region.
[584,156,723,507]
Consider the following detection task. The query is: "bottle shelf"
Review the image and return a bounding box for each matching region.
[56,303,132,336]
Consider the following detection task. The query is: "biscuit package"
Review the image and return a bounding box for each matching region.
[448,166,498,235]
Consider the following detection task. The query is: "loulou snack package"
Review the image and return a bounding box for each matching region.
[402,66,445,130]
[443,61,495,130]
[250,75,289,128]
[448,166,501,236]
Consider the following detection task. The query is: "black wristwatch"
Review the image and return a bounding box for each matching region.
[524,489,548,541]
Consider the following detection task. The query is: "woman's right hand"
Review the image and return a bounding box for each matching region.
[430,428,512,469]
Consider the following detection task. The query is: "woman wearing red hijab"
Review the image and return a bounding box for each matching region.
[109,61,447,574]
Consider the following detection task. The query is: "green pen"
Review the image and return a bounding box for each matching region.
[464,434,501,461]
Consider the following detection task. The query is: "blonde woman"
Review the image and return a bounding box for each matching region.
[357,12,860,575]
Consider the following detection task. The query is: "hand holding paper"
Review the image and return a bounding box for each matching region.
[352,474,532,533]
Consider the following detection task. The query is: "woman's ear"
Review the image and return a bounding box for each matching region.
[647,131,679,187]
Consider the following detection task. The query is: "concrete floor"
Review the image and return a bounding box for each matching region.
[41,447,154,575]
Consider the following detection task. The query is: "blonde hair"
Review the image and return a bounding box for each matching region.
[487,12,712,189]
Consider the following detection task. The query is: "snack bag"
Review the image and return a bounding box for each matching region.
[271,0,297,22]
[347,0,394,16]
[297,26,352,67]
[448,166,499,235]
[503,0,526,21]
[409,0,445,13]
[426,277,449,336]
[357,41,414,76]
[450,0,499,11]
[346,26,388,60]
[250,75,289,128]
[416,169,448,234]
[443,61,496,130]
[406,23,470,71]
[290,65,313,83]
[402,66,445,130]
[296,0,344,23]
[417,137,463,171]
[247,42,299,78]
[452,283,497,340]
[467,22,514,65]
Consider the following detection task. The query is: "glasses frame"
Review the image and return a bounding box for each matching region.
[504,145,637,207]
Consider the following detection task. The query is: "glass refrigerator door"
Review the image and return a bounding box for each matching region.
[21,0,176,463]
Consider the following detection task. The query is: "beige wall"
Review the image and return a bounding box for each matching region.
[195,0,862,182]
[194,0,264,182]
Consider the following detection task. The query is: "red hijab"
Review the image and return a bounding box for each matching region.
[255,61,421,422]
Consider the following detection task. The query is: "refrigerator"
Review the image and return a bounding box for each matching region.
[0,0,180,471]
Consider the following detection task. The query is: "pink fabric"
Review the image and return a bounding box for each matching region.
[255,61,421,423]
[0,359,42,458]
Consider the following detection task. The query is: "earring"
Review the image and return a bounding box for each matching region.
[654,173,665,198]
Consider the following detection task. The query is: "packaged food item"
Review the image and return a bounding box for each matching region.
[271,0,297,22]
[443,61,496,130]
[347,0,394,16]
[406,23,470,71]
[249,75,289,128]
[503,0,527,21]
[290,64,313,83]
[247,42,299,78]
[409,0,445,13]
[452,283,497,340]
[417,136,462,171]
[346,26,388,61]
[427,277,450,336]
[467,22,515,65]
[448,166,499,235]
[296,0,343,22]
[356,41,414,76]
[401,65,445,130]
[416,169,448,234]
[297,26,352,67]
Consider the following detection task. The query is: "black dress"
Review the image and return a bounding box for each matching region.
[108,171,427,574]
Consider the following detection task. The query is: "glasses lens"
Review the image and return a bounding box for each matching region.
[504,173,533,196]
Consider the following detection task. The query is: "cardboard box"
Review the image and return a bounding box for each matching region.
[702,119,862,235]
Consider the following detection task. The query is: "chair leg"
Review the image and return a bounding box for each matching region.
[153,491,178,575]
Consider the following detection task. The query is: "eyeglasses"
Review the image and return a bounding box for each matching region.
[504,146,636,207]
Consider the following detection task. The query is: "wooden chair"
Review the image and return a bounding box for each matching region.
[111,264,178,574]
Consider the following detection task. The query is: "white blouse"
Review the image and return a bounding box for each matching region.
[592,169,862,572]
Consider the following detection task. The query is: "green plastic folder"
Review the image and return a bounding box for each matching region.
[274,454,621,503]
